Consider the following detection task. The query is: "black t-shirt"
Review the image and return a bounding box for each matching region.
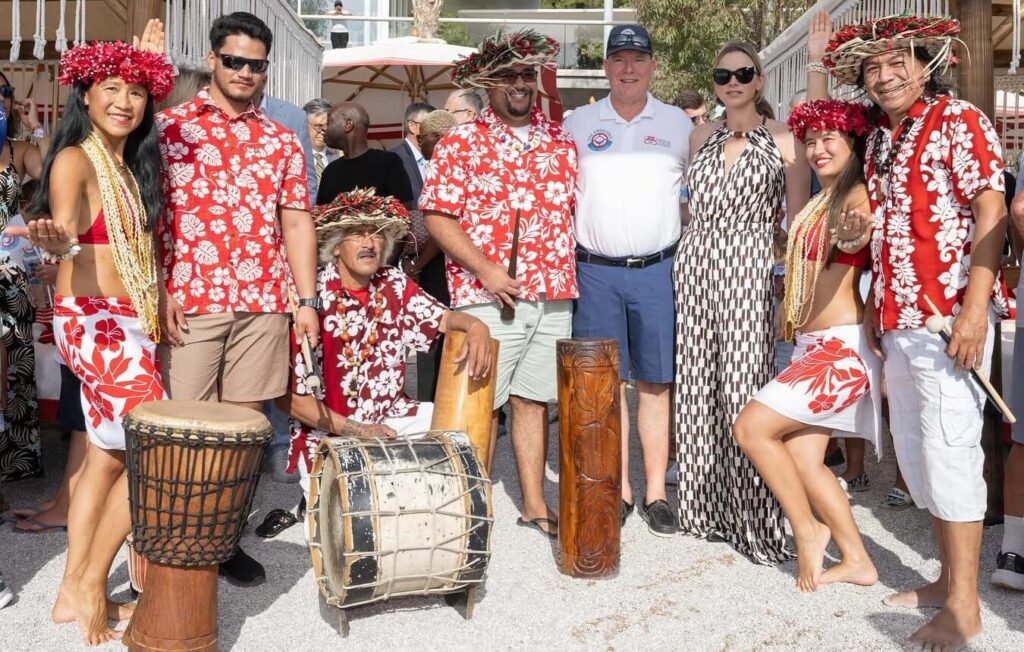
[315,148,414,206]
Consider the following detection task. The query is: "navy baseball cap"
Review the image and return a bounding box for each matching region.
[606,25,654,57]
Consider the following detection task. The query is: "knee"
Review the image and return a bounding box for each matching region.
[88,447,126,476]
[732,411,756,450]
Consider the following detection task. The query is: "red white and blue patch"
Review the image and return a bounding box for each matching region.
[587,129,613,152]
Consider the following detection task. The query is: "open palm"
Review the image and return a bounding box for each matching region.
[132,18,165,55]
[807,10,832,63]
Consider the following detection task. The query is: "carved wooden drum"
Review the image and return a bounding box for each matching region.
[308,431,493,610]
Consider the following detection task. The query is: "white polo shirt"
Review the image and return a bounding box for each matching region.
[564,93,690,258]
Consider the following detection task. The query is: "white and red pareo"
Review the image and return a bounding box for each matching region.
[753,324,882,451]
[53,296,165,450]
[287,265,445,473]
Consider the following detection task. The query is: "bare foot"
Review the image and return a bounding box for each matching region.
[53,584,133,624]
[75,584,122,646]
[795,522,831,592]
[11,499,57,518]
[909,603,981,651]
[882,579,947,608]
[819,558,878,587]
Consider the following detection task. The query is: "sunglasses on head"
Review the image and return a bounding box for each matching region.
[0,85,14,99]
[712,66,757,86]
[608,34,652,51]
[217,53,270,74]
[495,69,538,84]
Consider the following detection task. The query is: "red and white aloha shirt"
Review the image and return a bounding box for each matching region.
[286,264,445,472]
[867,95,1011,331]
[419,106,579,309]
[156,88,310,315]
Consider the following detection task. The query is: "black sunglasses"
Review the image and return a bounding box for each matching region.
[496,69,538,84]
[0,85,14,99]
[608,34,652,50]
[217,53,270,74]
[712,66,757,86]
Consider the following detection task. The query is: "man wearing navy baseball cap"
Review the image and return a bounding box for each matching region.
[564,24,691,537]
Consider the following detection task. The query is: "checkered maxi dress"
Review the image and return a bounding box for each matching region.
[673,123,793,565]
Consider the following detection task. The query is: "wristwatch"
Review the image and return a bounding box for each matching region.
[298,297,322,311]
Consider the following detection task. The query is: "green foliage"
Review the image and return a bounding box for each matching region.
[630,0,816,102]
[575,38,604,69]
[542,0,606,7]
[439,21,476,48]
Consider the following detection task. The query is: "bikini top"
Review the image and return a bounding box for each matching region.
[800,212,870,268]
[78,208,110,245]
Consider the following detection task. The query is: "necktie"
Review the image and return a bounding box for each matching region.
[315,152,326,185]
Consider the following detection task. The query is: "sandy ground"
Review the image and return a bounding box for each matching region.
[1,350,1022,651]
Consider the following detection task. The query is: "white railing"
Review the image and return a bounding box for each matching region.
[166,0,324,108]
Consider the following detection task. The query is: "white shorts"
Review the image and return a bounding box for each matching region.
[298,404,435,543]
[882,321,993,522]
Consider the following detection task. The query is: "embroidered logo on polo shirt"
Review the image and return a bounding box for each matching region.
[588,129,613,152]
[644,135,671,148]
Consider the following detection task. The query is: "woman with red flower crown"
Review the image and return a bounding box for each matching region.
[732,23,883,594]
[8,20,173,645]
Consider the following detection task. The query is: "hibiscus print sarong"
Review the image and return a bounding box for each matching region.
[53,296,165,450]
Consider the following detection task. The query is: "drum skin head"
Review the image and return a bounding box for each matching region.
[129,400,269,435]
[308,431,493,610]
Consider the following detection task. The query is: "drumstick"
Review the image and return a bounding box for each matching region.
[923,295,1015,423]
[288,293,322,392]
[500,209,521,321]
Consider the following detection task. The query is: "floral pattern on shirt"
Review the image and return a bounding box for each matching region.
[287,264,444,472]
[156,88,310,315]
[419,107,579,308]
[866,95,1010,331]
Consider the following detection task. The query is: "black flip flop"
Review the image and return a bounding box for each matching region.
[516,517,558,539]
[255,509,299,539]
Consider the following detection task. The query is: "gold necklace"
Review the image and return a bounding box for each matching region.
[80,133,160,340]
[782,191,831,341]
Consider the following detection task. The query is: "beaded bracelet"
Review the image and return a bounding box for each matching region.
[40,242,81,264]
[806,62,829,74]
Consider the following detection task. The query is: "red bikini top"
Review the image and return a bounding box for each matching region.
[801,215,870,269]
[78,209,110,245]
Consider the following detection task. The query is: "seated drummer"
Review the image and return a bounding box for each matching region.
[277,188,493,504]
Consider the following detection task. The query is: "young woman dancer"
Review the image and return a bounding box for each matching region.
[18,21,173,644]
[733,96,882,592]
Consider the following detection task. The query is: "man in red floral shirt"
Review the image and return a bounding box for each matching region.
[277,189,492,517]
[820,14,1010,649]
[421,29,577,539]
[155,12,319,585]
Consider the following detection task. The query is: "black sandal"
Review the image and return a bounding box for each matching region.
[255,509,299,539]
[516,516,558,539]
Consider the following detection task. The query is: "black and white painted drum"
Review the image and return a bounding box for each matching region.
[308,430,493,610]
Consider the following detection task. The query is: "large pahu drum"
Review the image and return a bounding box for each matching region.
[123,401,271,652]
[308,431,492,612]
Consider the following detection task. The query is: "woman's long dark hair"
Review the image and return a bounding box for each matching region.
[822,134,868,267]
[28,82,164,230]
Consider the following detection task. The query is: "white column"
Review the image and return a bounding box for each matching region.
[603,0,614,54]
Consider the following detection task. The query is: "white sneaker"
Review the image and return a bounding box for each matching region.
[0,576,13,609]
[991,552,1024,591]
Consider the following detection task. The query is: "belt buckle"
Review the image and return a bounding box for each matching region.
[625,257,644,269]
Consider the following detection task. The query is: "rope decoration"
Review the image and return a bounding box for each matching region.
[1011,0,1021,75]
[55,0,68,53]
[73,0,86,47]
[9,0,21,62]
[33,0,45,60]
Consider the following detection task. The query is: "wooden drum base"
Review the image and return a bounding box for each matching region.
[123,563,218,652]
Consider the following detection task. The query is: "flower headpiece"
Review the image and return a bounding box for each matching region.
[451,28,559,89]
[823,14,961,86]
[787,99,872,142]
[59,41,176,102]
[313,188,410,242]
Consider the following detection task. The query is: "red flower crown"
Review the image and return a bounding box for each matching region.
[58,41,175,102]
[787,99,872,142]
[313,188,410,241]
[451,28,559,88]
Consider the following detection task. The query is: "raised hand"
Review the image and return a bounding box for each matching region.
[133,18,166,55]
[807,9,832,64]
[830,209,872,251]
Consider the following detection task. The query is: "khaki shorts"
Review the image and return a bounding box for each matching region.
[159,312,290,403]
[457,300,572,408]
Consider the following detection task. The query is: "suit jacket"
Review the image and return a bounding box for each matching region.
[260,95,317,202]
[390,139,424,206]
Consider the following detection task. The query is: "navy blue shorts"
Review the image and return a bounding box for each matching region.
[573,255,675,383]
[58,364,86,433]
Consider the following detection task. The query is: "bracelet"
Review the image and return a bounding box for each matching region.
[836,237,862,253]
[806,62,829,74]
[40,242,81,264]
[31,125,46,140]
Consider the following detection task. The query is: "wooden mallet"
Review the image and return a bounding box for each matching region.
[923,295,1015,423]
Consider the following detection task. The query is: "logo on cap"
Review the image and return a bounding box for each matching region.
[588,129,613,152]
[621,28,635,36]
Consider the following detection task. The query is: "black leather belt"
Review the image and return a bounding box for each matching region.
[575,242,678,269]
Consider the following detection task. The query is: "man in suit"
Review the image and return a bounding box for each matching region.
[303,98,339,197]
[389,102,433,205]
[258,92,317,200]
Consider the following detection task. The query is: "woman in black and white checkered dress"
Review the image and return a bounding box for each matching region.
[673,42,810,564]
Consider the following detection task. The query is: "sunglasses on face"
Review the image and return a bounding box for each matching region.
[0,85,14,99]
[712,66,757,86]
[217,53,270,74]
[690,113,707,125]
[608,34,652,51]
[495,69,538,85]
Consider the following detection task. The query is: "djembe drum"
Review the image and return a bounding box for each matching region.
[431,330,500,469]
[308,431,492,636]
[556,338,622,578]
[122,401,271,652]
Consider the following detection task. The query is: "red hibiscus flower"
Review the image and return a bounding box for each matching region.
[809,393,836,414]
[94,318,126,352]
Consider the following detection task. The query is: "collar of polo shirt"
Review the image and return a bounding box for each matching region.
[599,92,658,124]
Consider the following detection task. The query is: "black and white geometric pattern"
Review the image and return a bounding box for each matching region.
[673,124,793,565]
